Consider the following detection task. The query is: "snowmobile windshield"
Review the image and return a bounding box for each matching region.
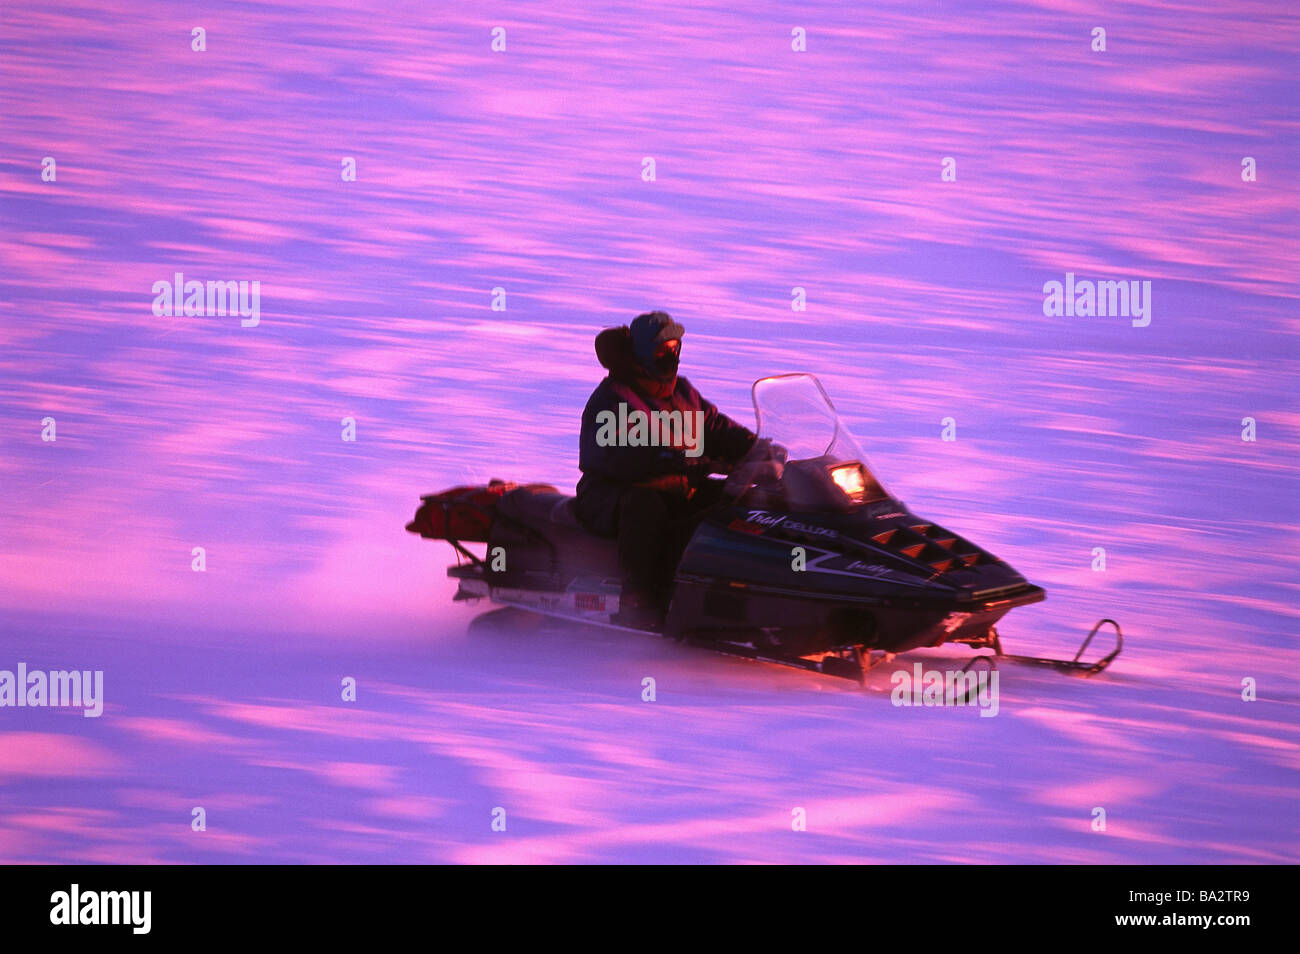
[751,373,891,507]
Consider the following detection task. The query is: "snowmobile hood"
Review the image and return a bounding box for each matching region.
[697,499,1039,605]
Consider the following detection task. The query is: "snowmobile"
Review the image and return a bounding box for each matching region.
[406,373,1121,683]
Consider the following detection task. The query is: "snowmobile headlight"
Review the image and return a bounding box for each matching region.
[830,463,867,499]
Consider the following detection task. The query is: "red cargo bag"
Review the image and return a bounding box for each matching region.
[405,480,516,542]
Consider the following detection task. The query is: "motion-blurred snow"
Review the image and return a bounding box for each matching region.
[2,0,1297,862]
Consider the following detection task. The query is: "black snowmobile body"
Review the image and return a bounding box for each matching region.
[417,374,1120,682]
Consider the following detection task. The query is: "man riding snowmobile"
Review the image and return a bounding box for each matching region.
[409,331,1120,680]
[573,311,761,628]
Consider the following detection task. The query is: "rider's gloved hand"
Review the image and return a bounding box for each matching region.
[722,466,751,498]
[746,437,788,464]
[749,459,784,484]
[725,438,784,495]
[634,474,692,498]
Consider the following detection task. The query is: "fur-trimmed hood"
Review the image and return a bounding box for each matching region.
[594,325,639,377]
[592,324,678,399]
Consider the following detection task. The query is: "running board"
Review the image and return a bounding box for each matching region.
[691,640,895,685]
[467,584,891,683]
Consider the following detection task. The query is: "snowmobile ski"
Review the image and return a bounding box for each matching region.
[983,617,1123,677]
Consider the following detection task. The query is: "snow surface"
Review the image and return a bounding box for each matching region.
[2,0,1297,864]
[3,585,1296,863]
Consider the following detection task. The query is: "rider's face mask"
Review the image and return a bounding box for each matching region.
[653,340,680,377]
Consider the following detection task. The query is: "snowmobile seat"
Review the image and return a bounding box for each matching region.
[495,484,621,574]
[497,484,585,531]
